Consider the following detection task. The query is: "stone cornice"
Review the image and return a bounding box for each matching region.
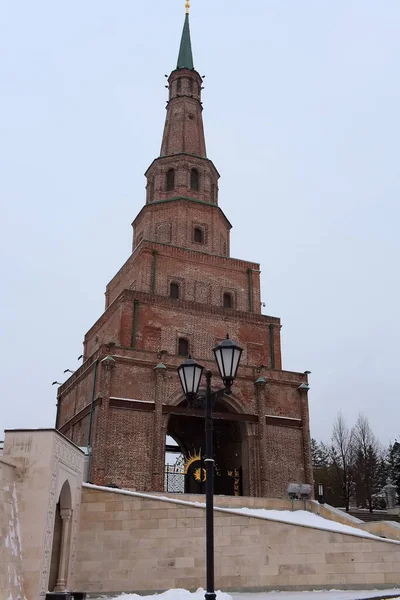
[132,197,232,229]
[122,288,277,324]
[86,287,276,343]
[145,153,220,178]
[106,240,260,294]
[75,345,306,386]
[56,352,101,396]
[58,397,102,432]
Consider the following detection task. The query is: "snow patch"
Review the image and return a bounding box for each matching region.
[226,507,390,541]
[110,589,231,600]
[83,483,400,544]
[97,589,400,600]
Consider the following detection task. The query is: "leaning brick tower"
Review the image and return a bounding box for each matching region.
[56,11,313,498]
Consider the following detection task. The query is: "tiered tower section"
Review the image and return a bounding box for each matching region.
[56,14,313,498]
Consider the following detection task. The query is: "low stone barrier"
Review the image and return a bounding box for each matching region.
[74,485,400,594]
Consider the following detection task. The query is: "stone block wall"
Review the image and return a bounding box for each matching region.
[163,495,400,542]
[3,429,85,600]
[0,458,25,600]
[74,486,400,594]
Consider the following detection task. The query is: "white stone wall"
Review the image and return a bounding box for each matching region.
[2,430,85,600]
[75,487,400,593]
[0,458,25,600]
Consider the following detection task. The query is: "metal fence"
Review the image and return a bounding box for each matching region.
[164,465,185,493]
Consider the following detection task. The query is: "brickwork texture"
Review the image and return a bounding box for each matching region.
[56,14,314,498]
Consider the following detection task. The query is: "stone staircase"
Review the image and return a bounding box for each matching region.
[346,509,400,524]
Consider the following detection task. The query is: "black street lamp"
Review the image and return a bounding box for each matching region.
[177,335,243,600]
[318,483,324,504]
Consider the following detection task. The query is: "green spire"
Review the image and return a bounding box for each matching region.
[177,14,194,70]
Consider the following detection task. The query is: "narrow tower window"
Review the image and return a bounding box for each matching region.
[190,168,200,191]
[178,338,189,356]
[166,169,175,191]
[149,180,154,203]
[223,293,233,309]
[170,282,180,299]
[177,78,182,93]
[189,78,193,93]
[211,184,217,203]
[194,227,204,244]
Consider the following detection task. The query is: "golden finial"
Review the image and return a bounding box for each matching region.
[185,1,190,14]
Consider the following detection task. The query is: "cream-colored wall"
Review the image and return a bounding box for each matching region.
[2,430,85,600]
[75,487,400,594]
[161,494,400,541]
[359,521,400,541]
[308,502,400,542]
[0,458,25,600]
[157,493,295,511]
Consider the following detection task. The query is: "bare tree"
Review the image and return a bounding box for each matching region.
[353,413,382,512]
[330,412,354,512]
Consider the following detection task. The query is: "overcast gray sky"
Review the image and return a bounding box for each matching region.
[1,1,399,446]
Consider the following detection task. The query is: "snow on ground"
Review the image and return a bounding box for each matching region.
[233,592,400,600]
[101,588,400,600]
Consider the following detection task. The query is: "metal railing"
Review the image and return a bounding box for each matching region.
[164,464,185,493]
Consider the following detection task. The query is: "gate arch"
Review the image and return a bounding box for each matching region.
[165,393,250,495]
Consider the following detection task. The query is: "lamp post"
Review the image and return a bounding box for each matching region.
[318,483,324,504]
[177,335,243,600]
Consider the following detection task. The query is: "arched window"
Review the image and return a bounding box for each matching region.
[189,78,193,93]
[148,180,154,203]
[170,282,180,299]
[211,184,216,204]
[166,169,175,191]
[190,168,200,191]
[223,292,233,309]
[178,338,189,356]
[177,78,182,93]
[194,227,204,244]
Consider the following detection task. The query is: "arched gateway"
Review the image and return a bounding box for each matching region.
[166,395,249,496]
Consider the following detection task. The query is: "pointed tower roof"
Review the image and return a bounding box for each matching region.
[177,13,194,70]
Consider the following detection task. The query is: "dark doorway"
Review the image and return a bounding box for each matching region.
[48,480,72,592]
[48,502,62,592]
[166,397,245,496]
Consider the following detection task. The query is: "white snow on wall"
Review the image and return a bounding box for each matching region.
[83,483,399,544]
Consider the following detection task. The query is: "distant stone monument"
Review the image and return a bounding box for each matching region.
[384,478,399,515]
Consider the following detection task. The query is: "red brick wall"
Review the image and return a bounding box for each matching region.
[57,341,309,493]
[85,303,123,357]
[55,59,313,498]
[105,243,260,313]
[132,201,230,257]
[264,425,305,497]
[160,68,206,158]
